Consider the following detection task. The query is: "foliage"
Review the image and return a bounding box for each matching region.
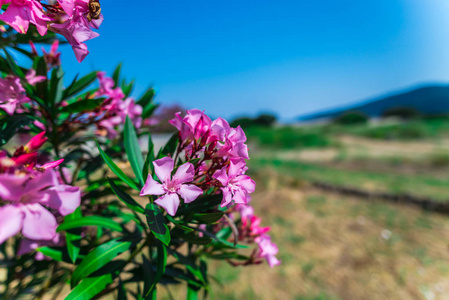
[333,111,368,125]
[0,3,278,300]
[230,113,277,129]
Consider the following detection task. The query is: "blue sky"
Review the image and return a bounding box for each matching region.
[58,0,449,121]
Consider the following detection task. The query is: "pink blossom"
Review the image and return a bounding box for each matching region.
[118,98,143,128]
[95,116,122,139]
[0,0,51,36]
[0,170,81,244]
[140,157,203,216]
[255,234,280,268]
[213,158,255,207]
[42,40,61,67]
[212,118,249,159]
[0,76,30,115]
[23,131,47,153]
[96,72,124,100]
[50,2,103,62]
[25,70,46,86]
[169,109,212,142]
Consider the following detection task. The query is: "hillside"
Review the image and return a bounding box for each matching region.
[299,85,449,121]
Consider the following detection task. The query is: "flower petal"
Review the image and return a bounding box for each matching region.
[178,184,203,203]
[220,187,233,207]
[154,193,180,216]
[0,204,24,244]
[140,177,165,196]
[21,204,57,240]
[0,173,28,201]
[212,167,228,186]
[173,162,195,184]
[42,185,81,216]
[153,157,174,182]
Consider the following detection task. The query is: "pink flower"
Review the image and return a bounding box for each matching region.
[0,0,51,36]
[0,76,30,115]
[0,170,81,244]
[212,118,249,159]
[213,158,255,207]
[23,131,47,153]
[118,98,143,128]
[50,2,103,62]
[96,72,124,100]
[169,109,212,143]
[25,69,46,86]
[255,234,280,268]
[95,116,122,139]
[42,40,61,67]
[140,157,203,216]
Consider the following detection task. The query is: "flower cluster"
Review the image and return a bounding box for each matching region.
[0,0,103,62]
[53,72,143,139]
[169,109,254,207]
[92,72,142,138]
[0,132,81,246]
[236,203,280,267]
[138,109,279,267]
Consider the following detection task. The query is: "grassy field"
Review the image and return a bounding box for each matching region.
[182,119,449,300]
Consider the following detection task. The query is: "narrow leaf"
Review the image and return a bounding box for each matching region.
[95,139,139,190]
[57,216,123,232]
[65,274,113,300]
[63,71,98,99]
[71,238,132,287]
[124,116,145,185]
[60,98,105,113]
[65,207,82,263]
[145,203,170,246]
[109,178,145,214]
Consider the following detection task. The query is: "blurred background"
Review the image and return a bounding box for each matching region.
[68,1,449,299]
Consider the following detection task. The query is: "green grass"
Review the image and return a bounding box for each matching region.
[332,117,449,140]
[245,126,333,149]
[246,119,449,149]
[250,158,449,201]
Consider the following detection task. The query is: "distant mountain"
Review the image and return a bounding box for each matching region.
[298,84,449,121]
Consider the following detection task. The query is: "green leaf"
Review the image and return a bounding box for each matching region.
[145,203,170,246]
[48,67,64,106]
[136,87,155,108]
[142,134,155,183]
[65,274,113,300]
[36,247,63,262]
[0,115,33,146]
[57,216,123,232]
[33,56,48,100]
[177,194,222,215]
[172,229,212,245]
[157,133,179,158]
[144,242,167,297]
[121,79,134,97]
[112,63,122,87]
[71,238,132,287]
[124,116,145,186]
[3,48,25,78]
[65,207,82,263]
[95,139,139,190]
[192,213,224,224]
[117,278,127,300]
[60,98,105,113]
[142,103,159,120]
[187,285,198,300]
[108,178,145,214]
[63,71,98,99]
